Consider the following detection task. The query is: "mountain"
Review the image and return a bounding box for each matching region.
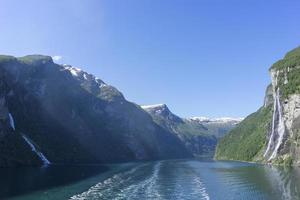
[0,55,191,167]
[215,46,300,166]
[187,117,243,138]
[141,104,242,156]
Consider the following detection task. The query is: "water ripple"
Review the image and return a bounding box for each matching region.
[70,161,210,200]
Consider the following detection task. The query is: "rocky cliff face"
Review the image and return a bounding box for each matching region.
[216,46,300,165]
[0,55,191,167]
[142,104,241,156]
[0,66,42,166]
[263,49,300,165]
[264,84,273,108]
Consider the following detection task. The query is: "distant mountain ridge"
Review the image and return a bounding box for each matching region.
[188,117,243,124]
[141,104,242,155]
[141,104,243,126]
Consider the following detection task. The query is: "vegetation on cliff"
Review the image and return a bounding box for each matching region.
[216,46,300,165]
[215,106,272,161]
[271,46,300,98]
[271,46,300,71]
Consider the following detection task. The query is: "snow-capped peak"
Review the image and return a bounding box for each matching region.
[63,65,107,87]
[62,65,124,101]
[189,116,210,122]
[188,117,244,124]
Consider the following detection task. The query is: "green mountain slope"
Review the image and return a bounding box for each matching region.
[215,105,272,161]
[215,46,300,166]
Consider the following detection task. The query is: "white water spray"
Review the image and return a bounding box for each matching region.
[8,113,15,131]
[264,71,286,161]
[263,91,277,158]
[269,88,286,160]
[22,134,51,166]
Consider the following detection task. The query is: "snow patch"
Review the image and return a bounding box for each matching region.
[64,66,108,89]
[65,66,82,77]
[141,104,166,110]
[188,116,244,123]
[141,104,168,115]
[52,55,62,62]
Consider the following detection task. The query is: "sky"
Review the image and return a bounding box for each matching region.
[0,0,300,118]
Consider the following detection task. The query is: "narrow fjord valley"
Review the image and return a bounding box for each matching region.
[142,104,241,156]
[1,1,300,199]
[1,47,300,200]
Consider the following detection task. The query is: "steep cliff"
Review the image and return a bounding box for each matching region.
[0,64,43,166]
[0,55,191,167]
[264,46,300,165]
[215,46,300,165]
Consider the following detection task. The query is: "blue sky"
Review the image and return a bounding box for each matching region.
[0,0,299,118]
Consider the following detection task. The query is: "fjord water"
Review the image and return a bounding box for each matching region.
[1,159,300,200]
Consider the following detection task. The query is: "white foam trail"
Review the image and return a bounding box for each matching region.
[8,113,15,131]
[70,162,211,200]
[197,181,210,199]
[22,134,51,166]
[126,162,162,199]
[70,163,162,200]
[70,165,144,200]
[191,175,210,200]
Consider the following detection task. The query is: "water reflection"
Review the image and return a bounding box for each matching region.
[263,165,300,200]
[211,161,300,200]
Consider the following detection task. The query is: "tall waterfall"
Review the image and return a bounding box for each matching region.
[22,134,51,166]
[264,86,286,161]
[263,92,277,158]
[269,88,286,160]
[8,113,15,131]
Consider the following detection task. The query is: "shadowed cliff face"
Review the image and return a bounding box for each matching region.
[0,55,191,166]
[0,66,42,166]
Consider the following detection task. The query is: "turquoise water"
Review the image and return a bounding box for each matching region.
[1,159,300,200]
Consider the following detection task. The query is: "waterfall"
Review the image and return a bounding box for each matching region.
[8,113,15,131]
[263,94,277,158]
[269,88,286,160]
[264,87,286,161]
[22,134,51,166]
